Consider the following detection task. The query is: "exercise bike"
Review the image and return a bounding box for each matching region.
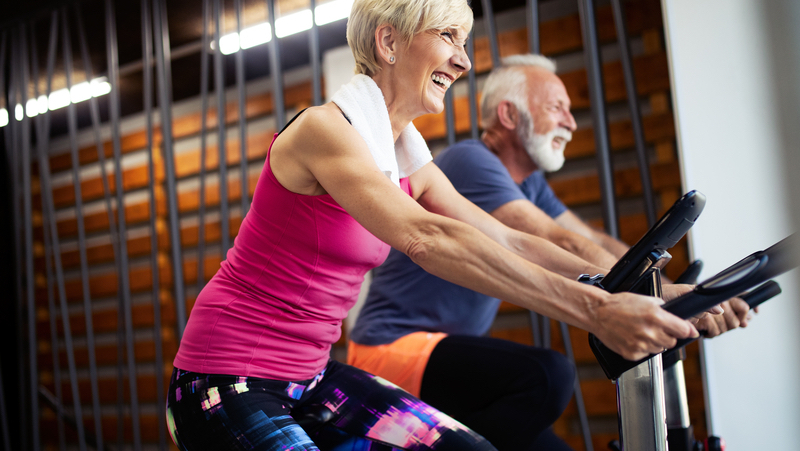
[585,190,796,451]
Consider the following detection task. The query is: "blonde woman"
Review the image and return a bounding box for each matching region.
[166,0,698,449]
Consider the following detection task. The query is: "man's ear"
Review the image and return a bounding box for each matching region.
[497,101,519,131]
[375,23,397,65]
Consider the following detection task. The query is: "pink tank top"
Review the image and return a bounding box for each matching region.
[174,132,412,380]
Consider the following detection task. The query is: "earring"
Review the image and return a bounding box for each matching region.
[389,56,395,63]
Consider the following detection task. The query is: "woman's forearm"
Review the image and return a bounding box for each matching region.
[401,214,607,332]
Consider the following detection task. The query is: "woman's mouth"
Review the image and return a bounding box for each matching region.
[431,73,452,89]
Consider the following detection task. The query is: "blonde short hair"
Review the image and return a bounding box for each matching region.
[480,54,557,129]
[347,0,474,76]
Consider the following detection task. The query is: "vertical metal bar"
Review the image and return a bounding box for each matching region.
[610,0,656,226]
[55,14,89,451]
[1,30,29,451]
[541,313,551,349]
[235,0,249,216]
[213,0,231,254]
[8,28,39,451]
[527,0,540,54]
[19,26,45,451]
[104,2,143,448]
[58,12,104,450]
[577,0,620,238]
[560,322,594,451]
[267,0,285,129]
[309,0,322,106]
[153,0,188,337]
[72,7,130,445]
[197,0,210,292]
[44,210,67,451]
[466,30,479,141]
[480,0,501,68]
[35,13,63,451]
[140,0,167,448]
[0,30,16,451]
[444,89,456,146]
[0,361,8,450]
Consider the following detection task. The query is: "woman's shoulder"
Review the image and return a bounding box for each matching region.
[284,104,350,136]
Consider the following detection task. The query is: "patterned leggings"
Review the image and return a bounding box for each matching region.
[167,360,497,451]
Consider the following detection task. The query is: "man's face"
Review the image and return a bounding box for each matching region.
[518,68,577,172]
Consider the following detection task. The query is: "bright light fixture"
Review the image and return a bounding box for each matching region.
[241,23,272,49]
[275,9,312,38]
[0,76,112,127]
[26,99,39,118]
[214,0,353,55]
[315,0,353,26]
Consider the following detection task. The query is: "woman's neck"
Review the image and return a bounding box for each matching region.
[371,72,413,142]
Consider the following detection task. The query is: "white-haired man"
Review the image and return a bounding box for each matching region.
[348,55,750,450]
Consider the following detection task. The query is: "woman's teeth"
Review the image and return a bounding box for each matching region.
[431,74,451,89]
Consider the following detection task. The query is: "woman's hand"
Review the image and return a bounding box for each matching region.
[694,297,753,338]
[590,291,698,361]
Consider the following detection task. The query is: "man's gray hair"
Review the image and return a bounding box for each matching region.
[480,54,557,129]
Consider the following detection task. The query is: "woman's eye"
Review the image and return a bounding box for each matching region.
[441,31,454,42]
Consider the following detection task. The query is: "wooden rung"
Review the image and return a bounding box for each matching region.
[40,161,164,209]
[37,0,665,179]
[38,334,179,373]
[37,186,167,240]
[36,291,176,338]
[548,160,680,207]
[469,0,663,72]
[565,379,618,416]
[413,53,670,141]
[34,151,680,264]
[41,411,166,443]
[34,254,172,305]
[34,220,169,272]
[566,112,675,160]
[44,80,314,175]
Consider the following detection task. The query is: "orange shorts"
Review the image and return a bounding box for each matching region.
[347,331,448,398]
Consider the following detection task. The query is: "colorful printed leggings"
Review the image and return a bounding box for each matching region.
[167,360,497,451]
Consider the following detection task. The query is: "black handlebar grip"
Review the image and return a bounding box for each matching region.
[743,280,782,309]
[674,260,703,285]
[590,235,797,380]
[665,280,782,358]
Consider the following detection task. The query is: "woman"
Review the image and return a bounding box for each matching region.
[166,0,699,449]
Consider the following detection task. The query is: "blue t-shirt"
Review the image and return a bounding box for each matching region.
[350,140,568,345]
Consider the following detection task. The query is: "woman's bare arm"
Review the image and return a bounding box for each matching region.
[271,105,697,360]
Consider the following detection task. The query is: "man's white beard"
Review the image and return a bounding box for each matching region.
[519,110,572,172]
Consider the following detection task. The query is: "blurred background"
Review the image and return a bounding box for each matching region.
[0,0,797,449]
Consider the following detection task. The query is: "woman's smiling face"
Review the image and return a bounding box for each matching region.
[393,27,472,116]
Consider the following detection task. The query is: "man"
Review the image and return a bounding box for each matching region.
[348,54,750,450]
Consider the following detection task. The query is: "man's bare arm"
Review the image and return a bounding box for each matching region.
[491,199,619,269]
[555,210,630,259]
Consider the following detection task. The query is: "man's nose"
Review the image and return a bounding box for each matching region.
[561,110,577,132]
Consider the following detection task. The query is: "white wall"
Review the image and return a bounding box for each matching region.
[662,1,800,449]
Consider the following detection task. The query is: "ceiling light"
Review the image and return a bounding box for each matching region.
[275,9,312,38]
[315,0,353,26]
[26,99,39,118]
[0,76,113,126]
[212,0,353,55]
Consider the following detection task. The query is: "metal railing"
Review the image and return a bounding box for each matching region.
[0,0,661,449]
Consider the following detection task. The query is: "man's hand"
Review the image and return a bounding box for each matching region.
[695,297,753,338]
[591,291,699,361]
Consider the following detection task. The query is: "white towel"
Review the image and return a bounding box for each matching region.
[331,74,432,187]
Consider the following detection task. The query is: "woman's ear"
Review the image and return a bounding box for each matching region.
[375,23,397,65]
[497,101,519,131]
